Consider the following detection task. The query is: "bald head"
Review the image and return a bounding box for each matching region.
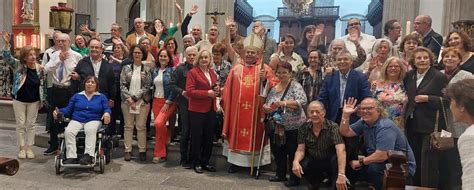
[414,15,432,34]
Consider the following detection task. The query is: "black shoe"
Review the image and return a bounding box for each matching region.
[63,158,78,164]
[139,152,146,161]
[227,164,239,173]
[181,162,192,169]
[124,152,131,161]
[284,180,300,187]
[43,147,57,156]
[202,165,216,172]
[269,175,287,182]
[193,166,203,174]
[79,154,93,165]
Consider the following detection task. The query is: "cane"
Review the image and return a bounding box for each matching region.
[255,129,266,179]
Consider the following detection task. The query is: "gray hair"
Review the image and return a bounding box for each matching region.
[307,100,326,113]
[335,49,354,61]
[328,39,347,56]
[183,34,195,44]
[185,46,198,55]
[369,38,393,57]
[361,97,388,118]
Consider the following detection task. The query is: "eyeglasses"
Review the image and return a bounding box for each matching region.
[133,52,142,55]
[359,106,375,111]
[276,71,290,75]
[348,23,360,27]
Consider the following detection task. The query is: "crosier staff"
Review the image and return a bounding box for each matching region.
[250,27,269,176]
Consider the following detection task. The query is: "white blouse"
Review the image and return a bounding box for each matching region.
[153,69,165,98]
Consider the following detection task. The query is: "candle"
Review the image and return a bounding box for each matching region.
[169,22,173,28]
[324,36,327,45]
[406,21,411,36]
[31,35,37,48]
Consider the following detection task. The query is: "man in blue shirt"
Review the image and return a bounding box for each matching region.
[339,97,416,189]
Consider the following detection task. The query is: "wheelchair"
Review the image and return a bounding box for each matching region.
[54,116,113,174]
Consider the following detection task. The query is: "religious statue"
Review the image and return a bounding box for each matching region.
[21,0,34,24]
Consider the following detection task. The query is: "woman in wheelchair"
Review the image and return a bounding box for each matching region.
[53,76,111,165]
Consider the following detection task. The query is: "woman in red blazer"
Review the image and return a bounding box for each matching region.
[185,49,219,174]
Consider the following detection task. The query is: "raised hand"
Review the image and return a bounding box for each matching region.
[224,17,234,28]
[0,32,10,45]
[342,97,358,115]
[175,0,183,13]
[348,27,360,42]
[155,23,164,34]
[314,24,325,37]
[189,4,198,16]
[80,24,92,33]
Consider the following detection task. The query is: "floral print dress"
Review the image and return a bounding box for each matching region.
[372,80,408,128]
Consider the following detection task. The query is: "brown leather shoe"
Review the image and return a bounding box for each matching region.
[124,152,131,161]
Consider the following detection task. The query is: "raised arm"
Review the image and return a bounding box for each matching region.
[0,32,18,68]
[308,24,324,51]
[175,0,184,28]
[224,17,238,65]
[181,4,198,37]
[339,97,358,137]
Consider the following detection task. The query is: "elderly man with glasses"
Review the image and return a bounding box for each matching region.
[339,97,416,190]
[340,18,376,59]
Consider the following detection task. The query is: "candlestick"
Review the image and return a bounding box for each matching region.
[406,21,411,36]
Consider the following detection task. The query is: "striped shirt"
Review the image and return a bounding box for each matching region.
[298,120,344,160]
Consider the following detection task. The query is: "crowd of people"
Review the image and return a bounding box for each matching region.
[2,3,474,189]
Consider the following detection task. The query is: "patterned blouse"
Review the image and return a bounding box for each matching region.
[214,60,232,86]
[266,80,307,131]
[296,68,323,104]
[372,80,408,128]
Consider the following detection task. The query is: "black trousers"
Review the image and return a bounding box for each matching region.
[406,123,439,188]
[214,112,223,140]
[49,86,74,149]
[178,98,191,164]
[45,87,53,131]
[300,155,338,189]
[189,110,216,167]
[109,90,123,136]
[270,129,299,182]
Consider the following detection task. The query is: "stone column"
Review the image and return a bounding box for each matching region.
[442,0,461,35]
[116,0,135,36]
[442,0,474,36]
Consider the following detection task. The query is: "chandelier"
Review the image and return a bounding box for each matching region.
[283,0,314,15]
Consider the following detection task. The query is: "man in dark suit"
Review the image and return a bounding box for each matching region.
[72,38,116,132]
[414,15,443,59]
[317,49,372,124]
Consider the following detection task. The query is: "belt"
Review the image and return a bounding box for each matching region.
[52,84,70,89]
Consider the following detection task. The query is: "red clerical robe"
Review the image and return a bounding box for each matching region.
[222,60,277,154]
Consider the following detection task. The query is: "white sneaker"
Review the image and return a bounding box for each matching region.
[26,149,35,159]
[18,150,26,159]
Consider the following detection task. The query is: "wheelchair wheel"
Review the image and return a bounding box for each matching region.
[54,156,61,175]
[99,155,105,174]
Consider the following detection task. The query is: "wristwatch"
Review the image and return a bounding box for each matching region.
[358,157,365,166]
